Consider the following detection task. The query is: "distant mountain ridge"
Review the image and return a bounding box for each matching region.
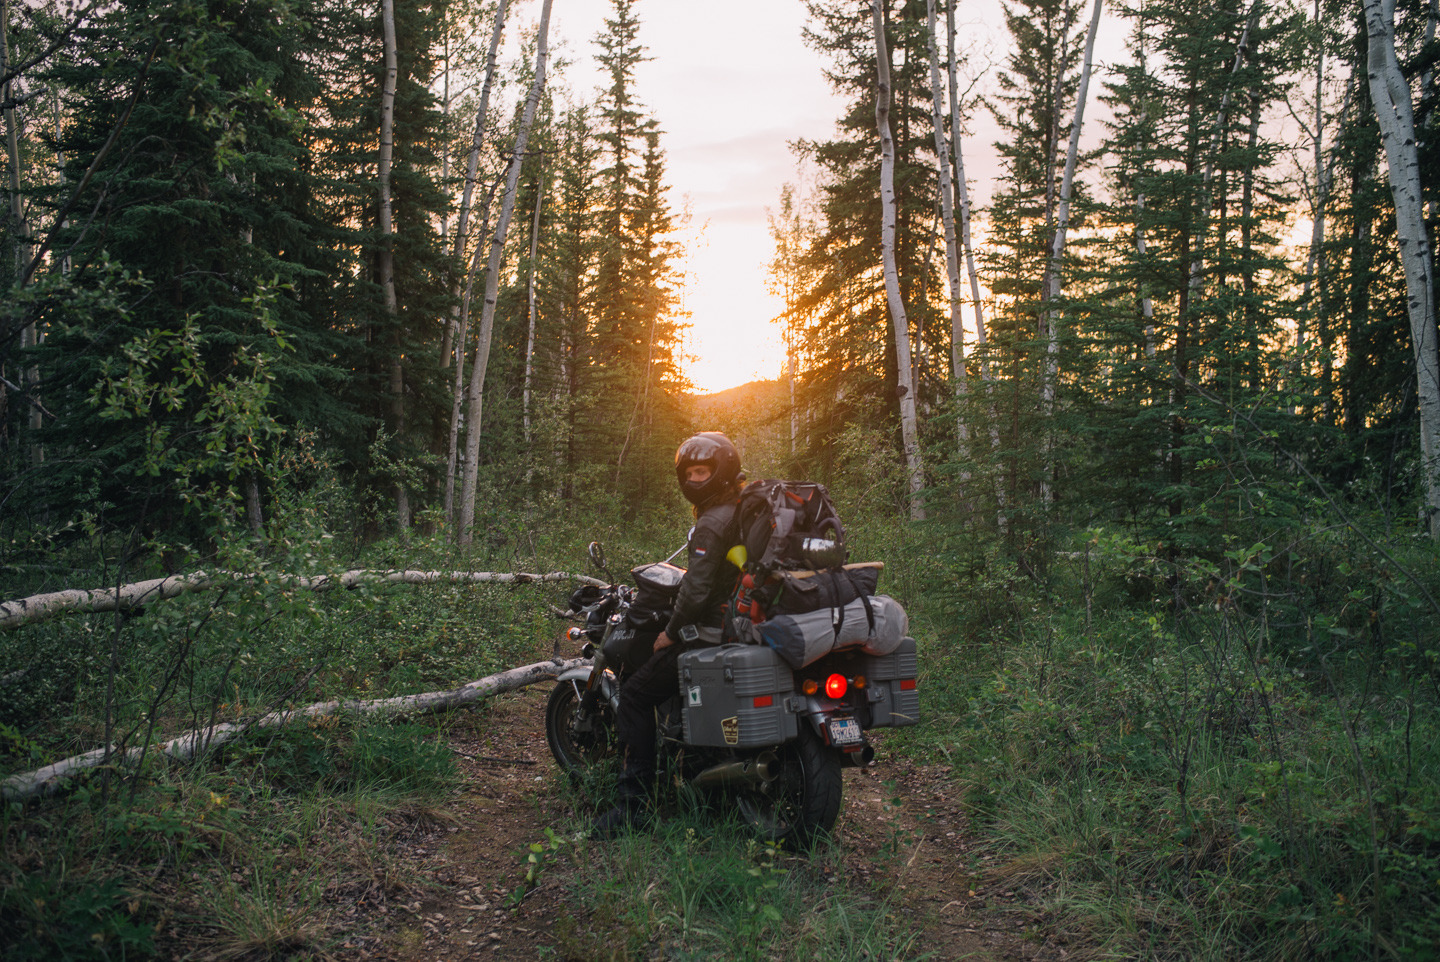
[686,378,797,475]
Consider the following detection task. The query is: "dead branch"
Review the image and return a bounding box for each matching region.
[1,656,588,802]
[0,569,607,631]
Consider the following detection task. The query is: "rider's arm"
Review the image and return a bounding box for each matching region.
[664,510,737,640]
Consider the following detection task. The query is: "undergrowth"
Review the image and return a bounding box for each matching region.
[903,519,1440,961]
[539,805,924,961]
[1,715,461,959]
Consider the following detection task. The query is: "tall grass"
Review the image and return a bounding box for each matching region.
[900,517,1440,960]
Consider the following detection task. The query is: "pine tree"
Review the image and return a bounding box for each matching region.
[584,0,684,501]
[795,0,944,491]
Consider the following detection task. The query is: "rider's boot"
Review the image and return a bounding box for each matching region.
[590,764,651,839]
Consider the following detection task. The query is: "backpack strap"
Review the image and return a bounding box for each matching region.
[827,569,876,638]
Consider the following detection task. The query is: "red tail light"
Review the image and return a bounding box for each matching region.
[825,673,848,699]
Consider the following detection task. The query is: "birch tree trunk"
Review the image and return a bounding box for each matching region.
[1036,0,1102,506]
[872,0,926,521]
[944,0,987,358]
[378,0,409,537]
[3,0,41,458]
[523,166,545,454]
[458,0,555,546]
[0,568,605,631]
[442,0,510,526]
[926,0,968,451]
[2,0,29,283]
[1135,191,1156,359]
[1364,0,1440,538]
[443,180,498,526]
[1040,0,1102,406]
[2,658,588,801]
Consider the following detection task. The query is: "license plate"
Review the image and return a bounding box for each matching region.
[828,717,862,746]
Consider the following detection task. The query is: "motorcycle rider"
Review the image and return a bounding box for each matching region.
[592,431,746,838]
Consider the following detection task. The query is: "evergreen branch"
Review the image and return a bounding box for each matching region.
[20,31,160,287]
[0,0,104,88]
[1184,376,1440,621]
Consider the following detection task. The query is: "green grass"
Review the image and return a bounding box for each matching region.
[1,713,461,960]
[900,525,1440,961]
[6,493,1438,960]
[538,807,926,961]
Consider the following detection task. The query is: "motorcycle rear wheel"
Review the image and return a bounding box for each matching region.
[735,727,842,851]
[545,678,616,782]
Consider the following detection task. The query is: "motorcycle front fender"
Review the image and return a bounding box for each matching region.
[554,664,620,711]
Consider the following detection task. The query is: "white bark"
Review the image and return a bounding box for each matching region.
[379,0,409,536]
[458,0,554,545]
[3,0,42,454]
[1,658,588,801]
[3,0,30,282]
[0,568,606,631]
[926,0,968,448]
[944,0,987,355]
[523,166,545,453]
[1040,0,1102,406]
[442,1,510,526]
[1035,0,1102,507]
[1136,191,1156,358]
[872,0,926,521]
[452,0,511,274]
[444,180,498,525]
[1364,0,1440,538]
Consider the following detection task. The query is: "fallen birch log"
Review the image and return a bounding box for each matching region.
[1,656,590,802]
[0,569,607,631]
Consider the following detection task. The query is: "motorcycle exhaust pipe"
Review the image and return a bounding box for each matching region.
[839,743,876,767]
[691,752,778,790]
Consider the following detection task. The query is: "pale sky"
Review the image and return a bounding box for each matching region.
[534,0,1012,394]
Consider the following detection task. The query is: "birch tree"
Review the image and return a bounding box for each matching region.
[1363,0,1440,538]
[926,0,968,449]
[378,0,409,536]
[1031,0,1101,506]
[944,0,987,359]
[872,0,925,521]
[443,0,510,525]
[457,0,553,545]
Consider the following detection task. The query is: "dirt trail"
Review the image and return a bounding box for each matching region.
[351,684,1073,961]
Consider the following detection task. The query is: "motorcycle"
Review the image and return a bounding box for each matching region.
[545,542,918,849]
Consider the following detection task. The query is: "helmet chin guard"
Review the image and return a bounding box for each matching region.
[675,432,742,507]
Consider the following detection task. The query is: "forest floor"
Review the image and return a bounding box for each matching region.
[326,679,1081,962]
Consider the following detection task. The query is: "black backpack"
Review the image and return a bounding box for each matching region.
[734,479,848,575]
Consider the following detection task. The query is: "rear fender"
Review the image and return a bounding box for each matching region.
[796,694,873,764]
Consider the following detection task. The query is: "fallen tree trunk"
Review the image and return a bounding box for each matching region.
[0,569,606,631]
[1,656,589,802]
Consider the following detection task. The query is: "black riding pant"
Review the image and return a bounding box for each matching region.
[614,644,684,792]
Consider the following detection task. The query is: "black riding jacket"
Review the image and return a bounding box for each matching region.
[664,495,741,640]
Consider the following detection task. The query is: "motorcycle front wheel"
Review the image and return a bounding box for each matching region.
[735,727,842,851]
[545,678,616,782]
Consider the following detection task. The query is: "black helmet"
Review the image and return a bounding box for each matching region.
[674,432,742,507]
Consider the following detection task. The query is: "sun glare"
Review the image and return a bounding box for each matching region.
[677,221,788,396]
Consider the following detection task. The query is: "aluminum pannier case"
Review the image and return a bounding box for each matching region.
[858,636,919,728]
[677,645,797,748]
